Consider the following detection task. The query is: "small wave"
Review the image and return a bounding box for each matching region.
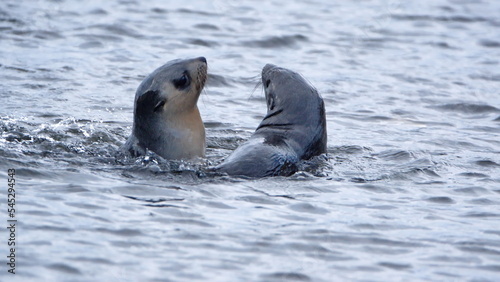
[376,150,413,162]
[389,74,433,84]
[0,8,24,26]
[289,203,329,215]
[432,103,500,114]
[88,8,108,15]
[458,172,489,178]
[390,167,440,180]
[356,184,394,193]
[68,256,113,265]
[426,41,458,49]
[425,196,455,204]
[453,186,489,196]
[462,212,500,218]
[207,73,232,87]
[1,117,124,169]
[379,262,412,270]
[469,74,500,82]
[76,33,123,43]
[207,129,247,151]
[184,38,219,47]
[33,30,64,40]
[237,195,281,205]
[242,34,308,49]
[177,8,218,17]
[150,7,168,14]
[392,14,488,23]
[88,24,144,39]
[295,154,331,177]
[302,233,428,248]
[13,168,56,179]
[468,198,498,205]
[2,65,35,73]
[47,263,81,275]
[94,227,143,237]
[262,272,311,281]
[379,157,441,182]
[474,160,500,167]
[79,41,104,49]
[328,145,369,155]
[193,23,219,30]
[478,39,500,48]
[124,195,184,204]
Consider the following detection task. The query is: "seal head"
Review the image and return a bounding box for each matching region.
[123,57,207,160]
[216,64,327,177]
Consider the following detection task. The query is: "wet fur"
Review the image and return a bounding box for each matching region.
[217,64,327,177]
[122,57,207,160]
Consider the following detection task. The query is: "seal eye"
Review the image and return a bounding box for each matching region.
[265,79,271,88]
[173,73,190,90]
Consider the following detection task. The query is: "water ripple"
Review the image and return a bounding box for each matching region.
[1,0,500,281]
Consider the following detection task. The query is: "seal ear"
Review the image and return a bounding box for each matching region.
[153,100,166,112]
[136,90,166,114]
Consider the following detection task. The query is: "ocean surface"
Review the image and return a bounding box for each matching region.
[1,0,500,281]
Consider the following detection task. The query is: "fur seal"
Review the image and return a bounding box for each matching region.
[123,57,207,160]
[216,64,327,177]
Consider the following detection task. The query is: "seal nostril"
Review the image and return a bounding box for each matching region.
[265,79,271,88]
[198,57,207,64]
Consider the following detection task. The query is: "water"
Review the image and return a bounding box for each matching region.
[1,0,499,281]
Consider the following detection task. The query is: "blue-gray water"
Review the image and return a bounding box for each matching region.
[1,0,500,281]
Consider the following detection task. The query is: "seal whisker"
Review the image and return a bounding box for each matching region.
[247,75,263,99]
[200,87,210,108]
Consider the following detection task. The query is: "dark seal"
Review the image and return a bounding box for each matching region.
[122,57,207,160]
[216,64,327,177]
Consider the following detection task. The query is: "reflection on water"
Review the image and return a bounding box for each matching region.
[1,0,500,280]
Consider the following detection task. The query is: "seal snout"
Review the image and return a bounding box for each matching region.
[195,57,208,92]
[262,64,278,90]
[262,64,277,75]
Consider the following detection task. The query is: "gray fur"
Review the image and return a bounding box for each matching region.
[216,64,327,177]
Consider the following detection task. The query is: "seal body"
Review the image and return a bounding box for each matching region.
[123,57,207,160]
[216,64,327,177]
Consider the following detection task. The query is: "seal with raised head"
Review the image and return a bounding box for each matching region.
[123,57,207,160]
[216,64,327,177]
